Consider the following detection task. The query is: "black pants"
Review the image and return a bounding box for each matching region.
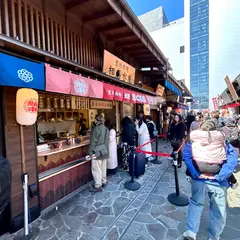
[172,140,183,166]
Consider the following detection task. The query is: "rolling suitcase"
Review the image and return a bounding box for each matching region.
[129,152,145,178]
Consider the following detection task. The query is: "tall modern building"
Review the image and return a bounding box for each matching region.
[185,0,209,109]
[185,0,240,109]
[138,7,168,32]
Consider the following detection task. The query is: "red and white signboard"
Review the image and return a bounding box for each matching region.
[212,97,218,110]
[123,89,131,103]
[103,83,115,100]
[70,74,89,97]
[113,86,123,101]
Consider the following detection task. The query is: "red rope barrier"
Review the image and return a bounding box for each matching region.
[136,137,187,158]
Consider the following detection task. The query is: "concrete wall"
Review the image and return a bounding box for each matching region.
[150,18,185,80]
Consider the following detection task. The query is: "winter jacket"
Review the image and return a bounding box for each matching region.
[121,123,136,146]
[88,124,109,160]
[170,122,185,140]
[190,130,226,164]
[183,142,238,187]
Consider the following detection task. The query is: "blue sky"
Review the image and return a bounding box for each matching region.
[127,0,184,22]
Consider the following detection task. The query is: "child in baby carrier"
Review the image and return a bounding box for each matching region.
[186,119,238,189]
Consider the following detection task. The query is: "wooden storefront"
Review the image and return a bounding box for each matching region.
[0,0,182,234]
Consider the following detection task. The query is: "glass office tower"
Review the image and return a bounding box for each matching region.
[190,0,209,109]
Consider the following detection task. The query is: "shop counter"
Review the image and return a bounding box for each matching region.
[38,141,89,157]
[38,139,92,210]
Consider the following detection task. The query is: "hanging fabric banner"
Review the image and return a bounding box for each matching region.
[122,89,131,103]
[113,86,123,101]
[70,74,89,97]
[103,83,115,100]
[0,52,45,90]
[45,64,71,94]
[88,79,103,99]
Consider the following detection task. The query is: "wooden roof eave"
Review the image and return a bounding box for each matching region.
[107,0,171,70]
[0,34,157,96]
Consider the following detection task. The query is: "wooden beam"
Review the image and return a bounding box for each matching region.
[17,0,23,41]
[41,12,46,50]
[24,1,29,44]
[3,0,9,36]
[116,39,139,47]
[46,16,50,51]
[11,0,16,38]
[82,10,115,23]
[125,49,149,54]
[30,6,35,47]
[107,32,134,41]
[65,0,89,10]
[0,0,2,33]
[96,22,125,33]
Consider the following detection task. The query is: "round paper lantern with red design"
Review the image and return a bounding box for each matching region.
[16,88,39,125]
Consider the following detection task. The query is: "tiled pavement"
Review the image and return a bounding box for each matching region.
[1,141,240,240]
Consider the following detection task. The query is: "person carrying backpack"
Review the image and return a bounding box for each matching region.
[145,116,158,140]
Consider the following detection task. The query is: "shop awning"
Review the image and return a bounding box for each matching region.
[103,83,115,100]
[70,74,89,97]
[165,80,182,96]
[0,52,44,90]
[114,87,123,101]
[89,79,103,99]
[45,64,71,94]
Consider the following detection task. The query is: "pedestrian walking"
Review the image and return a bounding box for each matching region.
[190,114,202,132]
[183,137,238,240]
[88,114,109,192]
[105,120,118,175]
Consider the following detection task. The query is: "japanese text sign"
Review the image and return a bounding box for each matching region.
[102,50,136,85]
[90,100,113,109]
[103,83,115,100]
[113,87,123,101]
[212,97,218,110]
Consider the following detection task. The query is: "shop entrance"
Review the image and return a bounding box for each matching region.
[0,87,10,236]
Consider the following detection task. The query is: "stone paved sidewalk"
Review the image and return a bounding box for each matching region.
[1,140,240,240]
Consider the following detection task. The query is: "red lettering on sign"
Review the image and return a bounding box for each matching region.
[24,98,38,113]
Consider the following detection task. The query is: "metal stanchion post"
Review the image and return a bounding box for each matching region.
[124,145,141,191]
[151,136,162,164]
[167,152,189,206]
[23,173,29,237]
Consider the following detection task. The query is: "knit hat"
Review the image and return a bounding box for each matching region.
[95,114,104,123]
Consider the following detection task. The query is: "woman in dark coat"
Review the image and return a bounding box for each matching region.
[121,117,136,170]
[170,114,186,168]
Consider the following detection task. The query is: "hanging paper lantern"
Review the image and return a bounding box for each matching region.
[16,88,39,125]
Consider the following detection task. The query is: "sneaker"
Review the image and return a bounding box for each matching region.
[183,230,196,240]
[102,183,107,188]
[89,186,103,192]
[232,182,238,189]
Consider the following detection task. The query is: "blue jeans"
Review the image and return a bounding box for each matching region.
[187,180,227,240]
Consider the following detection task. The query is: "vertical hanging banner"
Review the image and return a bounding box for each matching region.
[225,75,238,101]
[70,74,89,97]
[212,97,218,110]
[88,79,103,99]
[103,83,115,100]
[113,86,123,101]
[45,64,71,94]
[123,89,131,103]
